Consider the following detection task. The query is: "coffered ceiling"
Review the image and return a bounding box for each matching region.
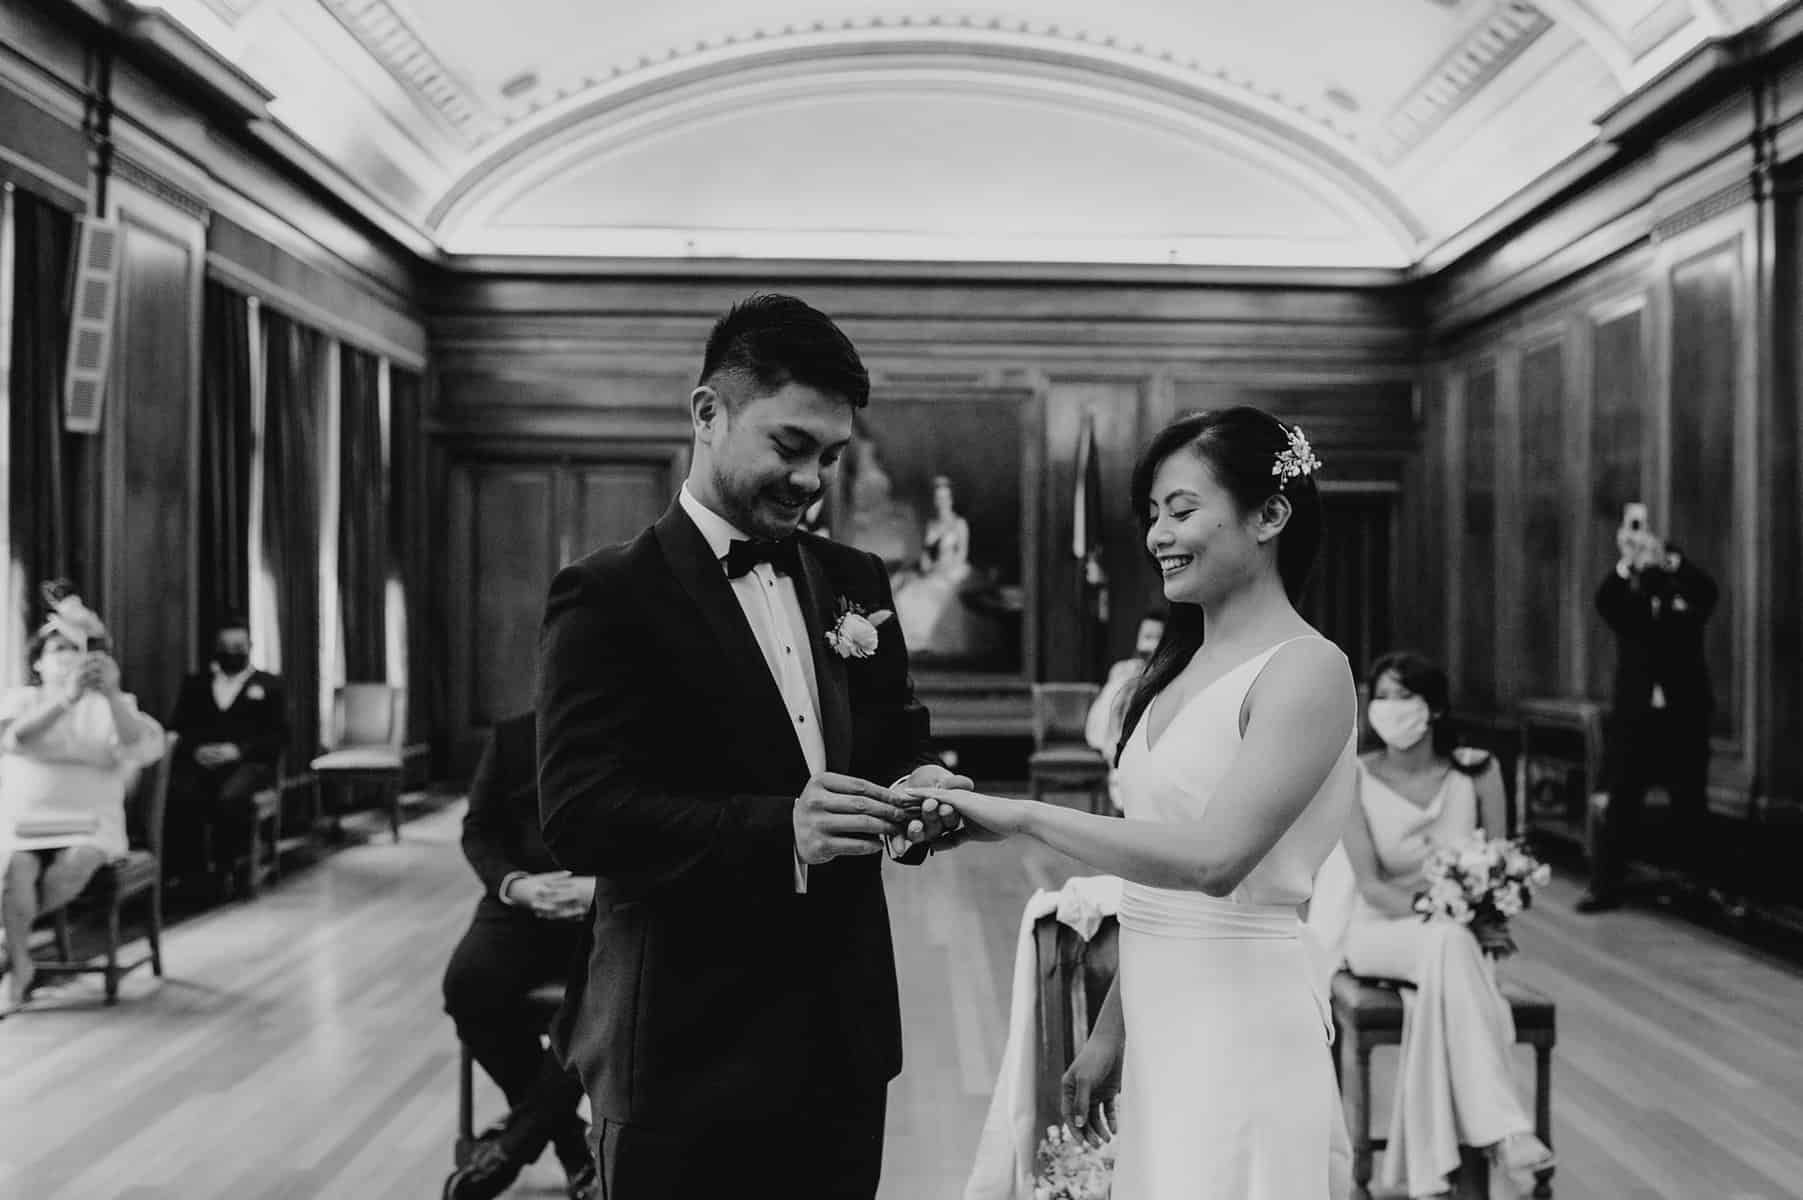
[130,0,1786,266]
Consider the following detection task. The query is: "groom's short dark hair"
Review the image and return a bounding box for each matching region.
[698,293,870,410]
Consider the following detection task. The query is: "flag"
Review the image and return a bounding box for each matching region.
[1072,411,1109,675]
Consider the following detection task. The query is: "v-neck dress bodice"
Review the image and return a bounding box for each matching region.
[1103,635,1357,1200]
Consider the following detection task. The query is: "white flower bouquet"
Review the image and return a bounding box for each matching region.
[1413,831,1552,959]
[1033,1124,1115,1200]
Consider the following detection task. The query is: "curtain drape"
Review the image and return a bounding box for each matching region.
[197,279,253,652]
[337,344,386,681]
[261,310,325,765]
[6,190,76,643]
[387,365,434,744]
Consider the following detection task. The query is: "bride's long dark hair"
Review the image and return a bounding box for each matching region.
[1113,407,1324,765]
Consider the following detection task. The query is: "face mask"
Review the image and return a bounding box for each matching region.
[214,651,250,674]
[1368,697,1431,751]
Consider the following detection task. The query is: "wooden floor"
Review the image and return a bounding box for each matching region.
[2,798,1800,1199]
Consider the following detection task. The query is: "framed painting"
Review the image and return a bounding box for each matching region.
[821,387,1041,683]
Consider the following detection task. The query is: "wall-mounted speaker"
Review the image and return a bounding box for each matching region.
[62,216,120,435]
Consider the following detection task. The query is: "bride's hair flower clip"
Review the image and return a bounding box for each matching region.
[1272,424,1321,487]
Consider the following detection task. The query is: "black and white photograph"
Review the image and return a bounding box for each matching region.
[1,2,1802,1199]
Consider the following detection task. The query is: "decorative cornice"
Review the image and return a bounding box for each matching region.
[112,152,210,221]
[317,0,492,140]
[489,17,1365,152]
[1373,1,1553,164]
[1651,177,1756,241]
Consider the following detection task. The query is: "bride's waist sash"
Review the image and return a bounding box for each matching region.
[1117,882,1299,940]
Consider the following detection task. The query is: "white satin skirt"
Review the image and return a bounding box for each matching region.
[1111,883,1346,1200]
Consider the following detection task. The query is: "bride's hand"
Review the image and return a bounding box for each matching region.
[1061,1030,1123,1147]
[911,787,1023,843]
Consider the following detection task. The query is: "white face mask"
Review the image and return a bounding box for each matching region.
[1368,697,1432,751]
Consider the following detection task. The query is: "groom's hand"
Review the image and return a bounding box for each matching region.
[897,763,974,846]
[794,773,909,865]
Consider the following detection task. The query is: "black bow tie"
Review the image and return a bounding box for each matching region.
[724,538,799,580]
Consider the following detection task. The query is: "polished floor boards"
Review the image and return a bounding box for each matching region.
[2,799,1800,1199]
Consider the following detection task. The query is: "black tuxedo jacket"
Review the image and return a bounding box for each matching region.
[166,669,288,768]
[462,710,560,904]
[1596,555,1717,730]
[536,500,934,1128]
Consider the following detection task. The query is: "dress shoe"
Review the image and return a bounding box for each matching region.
[442,1136,526,1200]
[1575,890,1621,914]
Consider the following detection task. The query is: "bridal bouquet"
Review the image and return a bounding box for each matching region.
[1034,1123,1115,1200]
[1413,831,1552,959]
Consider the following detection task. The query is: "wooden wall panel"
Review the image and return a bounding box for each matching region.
[1460,362,1498,710]
[1518,335,1568,698]
[1665,241,1744,744]
[1586,300,1650,700]
[466,467,557,730]
[102,180,204,725]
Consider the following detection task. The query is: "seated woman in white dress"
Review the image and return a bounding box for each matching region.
[1343,650,1553,1198]
[922,408,1355,1199]
[1,615,166,1011]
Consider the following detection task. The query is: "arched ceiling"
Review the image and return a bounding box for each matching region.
[140,0,1787,267]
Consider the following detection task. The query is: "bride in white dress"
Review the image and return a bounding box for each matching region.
[923,407,1356,1199]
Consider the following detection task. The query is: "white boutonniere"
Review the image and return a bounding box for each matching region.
[825,598,892,660]
[246,684,265,701]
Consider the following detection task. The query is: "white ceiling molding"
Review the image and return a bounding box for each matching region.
[314,0,496,142]
[1372,2,1557,165]
[433,53,1420,266]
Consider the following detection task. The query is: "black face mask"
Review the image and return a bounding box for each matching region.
[214,651,250,674]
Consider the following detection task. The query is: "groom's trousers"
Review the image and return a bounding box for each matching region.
[589,1083,886,1199]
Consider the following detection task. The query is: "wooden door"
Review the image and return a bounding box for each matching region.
[443,447,682,774]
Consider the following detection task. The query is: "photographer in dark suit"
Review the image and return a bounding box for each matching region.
[441,711,593,1200]
[1581,505,1718,913]
[165,615,287,890]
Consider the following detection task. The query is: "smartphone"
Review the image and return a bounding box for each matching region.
[1622,502,1648,534]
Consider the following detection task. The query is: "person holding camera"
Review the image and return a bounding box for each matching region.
[1581,505,1718,913]
[0,587,165,1012]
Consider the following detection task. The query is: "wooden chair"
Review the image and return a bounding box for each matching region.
[39,730,178,1004]
[1032,911,1120,1131]
[1331,970,1556,1199]
[1029,683,1111,814]
[454,981,568,1166]
[310,684,429,841]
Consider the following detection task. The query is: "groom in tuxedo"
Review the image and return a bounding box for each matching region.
[536,293,970,1198]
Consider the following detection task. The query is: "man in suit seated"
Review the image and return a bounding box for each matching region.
[441,711,594,1200]
[165,614,287,890]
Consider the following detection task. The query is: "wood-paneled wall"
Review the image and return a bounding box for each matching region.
[0,0,425,717]
[427,273,1422,763]
[1421,18,1803,827]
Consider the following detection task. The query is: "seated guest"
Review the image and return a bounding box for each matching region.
[165,614,287,891]
[442,711,593,1200]
[0,591,165,1012]
[1083,609,1165,812]
[1341,651,1552,1197]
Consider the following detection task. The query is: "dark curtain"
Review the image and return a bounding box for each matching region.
[261,310,324,764]
[7,190,76,648]
[197,279,253,653]
[337,345,386,681]
[387,365,434,744]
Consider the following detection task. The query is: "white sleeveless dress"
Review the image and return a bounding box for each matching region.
[1110,636,1358,1200]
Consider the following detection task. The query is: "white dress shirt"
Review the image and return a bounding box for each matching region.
[212,664,255,711]
[679,486,827,890]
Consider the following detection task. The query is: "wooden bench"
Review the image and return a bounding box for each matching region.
[1331,969,1555,1199]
